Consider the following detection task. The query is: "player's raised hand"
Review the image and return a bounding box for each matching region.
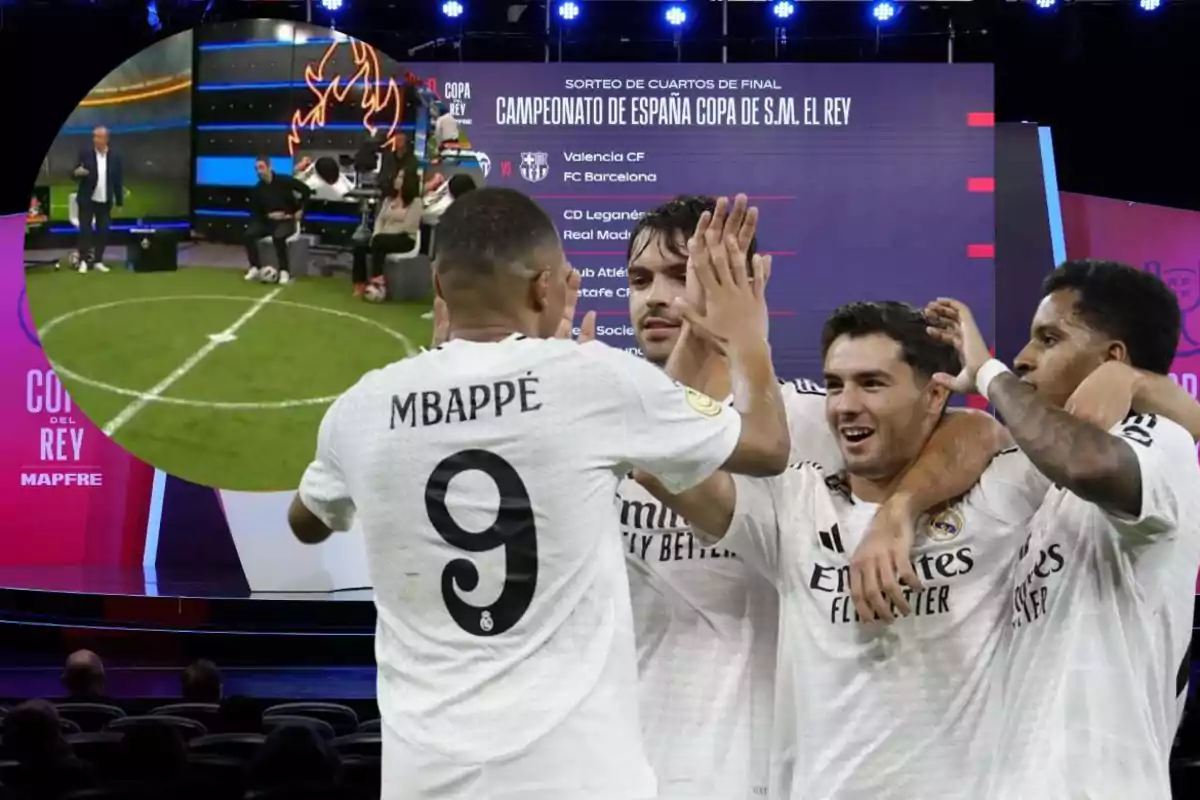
[577,309,597,343]
[924,298,991,395]
[555,268,597,343]
[675,232,771,351]
[431,296,450,347]
[555,268,582,339]
[684,195,759,318]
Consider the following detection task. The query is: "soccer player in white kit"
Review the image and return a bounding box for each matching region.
[925,260,1200,800]
[620,198,1014,799]
[286,187,794,800]
[635,300,1051,800]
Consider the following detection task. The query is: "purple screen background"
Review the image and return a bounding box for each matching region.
[432,63,994,380]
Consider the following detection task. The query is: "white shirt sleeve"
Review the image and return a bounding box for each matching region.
[779,379,843,470]
[298,395,357,532]
[723,466,809,583]
[586,341,742,494]
[1103,414,1199,543]
[971,447,1053,525]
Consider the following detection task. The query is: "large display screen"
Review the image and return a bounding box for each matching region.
[433,63,994,378]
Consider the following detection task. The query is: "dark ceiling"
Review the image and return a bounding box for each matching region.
[1,0,1196,213]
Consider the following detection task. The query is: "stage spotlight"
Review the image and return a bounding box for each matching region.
[558,1,580,21]
[1033,0,1057,9]
[870,1,896,23]
[771,1,796,20]
[442,0,464,18]
[319,0,343,11]
[1139,0,1162,10]
[665,5,687,27]
[145,0,162,30]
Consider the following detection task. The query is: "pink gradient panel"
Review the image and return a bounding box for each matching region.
[0,214,153,568]
[1059,192,1200,592]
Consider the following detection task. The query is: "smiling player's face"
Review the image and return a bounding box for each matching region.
[627,230,687,366]
[823,333,947,483]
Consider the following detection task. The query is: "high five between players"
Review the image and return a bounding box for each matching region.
[291,188,797,800]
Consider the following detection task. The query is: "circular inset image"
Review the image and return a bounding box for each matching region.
[23,19,486,491]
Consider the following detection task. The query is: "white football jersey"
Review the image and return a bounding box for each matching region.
[298,334,744,800]
[987,414,1200,800]
[724,452,1050,800]
[621,379,841,799]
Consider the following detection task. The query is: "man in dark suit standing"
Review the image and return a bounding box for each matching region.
[72,125,124,274]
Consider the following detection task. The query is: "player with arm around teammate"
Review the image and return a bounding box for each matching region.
[924,260,1200,800]
[285,187,791,800]
[619,196,1009,799]
[636,300,1056,800]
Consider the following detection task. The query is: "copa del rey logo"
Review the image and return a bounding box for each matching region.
[520,152,550,183]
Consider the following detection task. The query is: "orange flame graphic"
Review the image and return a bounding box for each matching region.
[286,38,404,157]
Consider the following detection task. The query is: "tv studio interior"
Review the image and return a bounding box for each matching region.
[25,18,483,294]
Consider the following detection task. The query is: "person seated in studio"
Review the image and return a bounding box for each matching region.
[295,155,353,201]
[244,155,313,285]
[351,165,423,300]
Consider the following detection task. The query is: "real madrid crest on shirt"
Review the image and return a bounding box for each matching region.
[926,507,965,542]
[684,386,721,417]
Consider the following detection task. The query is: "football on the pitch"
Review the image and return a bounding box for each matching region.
[364,283,387,303]
[259,266,280,284]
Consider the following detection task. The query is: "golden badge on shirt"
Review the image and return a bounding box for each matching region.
[684,386,721,417]
[927,507,965,542]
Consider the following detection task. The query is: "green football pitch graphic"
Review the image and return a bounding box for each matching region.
[25,267,434,491]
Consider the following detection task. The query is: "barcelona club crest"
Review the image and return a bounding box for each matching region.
[519,152,550,183]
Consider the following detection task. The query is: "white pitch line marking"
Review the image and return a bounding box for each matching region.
[39,294,418,411]
[101,288,284,436]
